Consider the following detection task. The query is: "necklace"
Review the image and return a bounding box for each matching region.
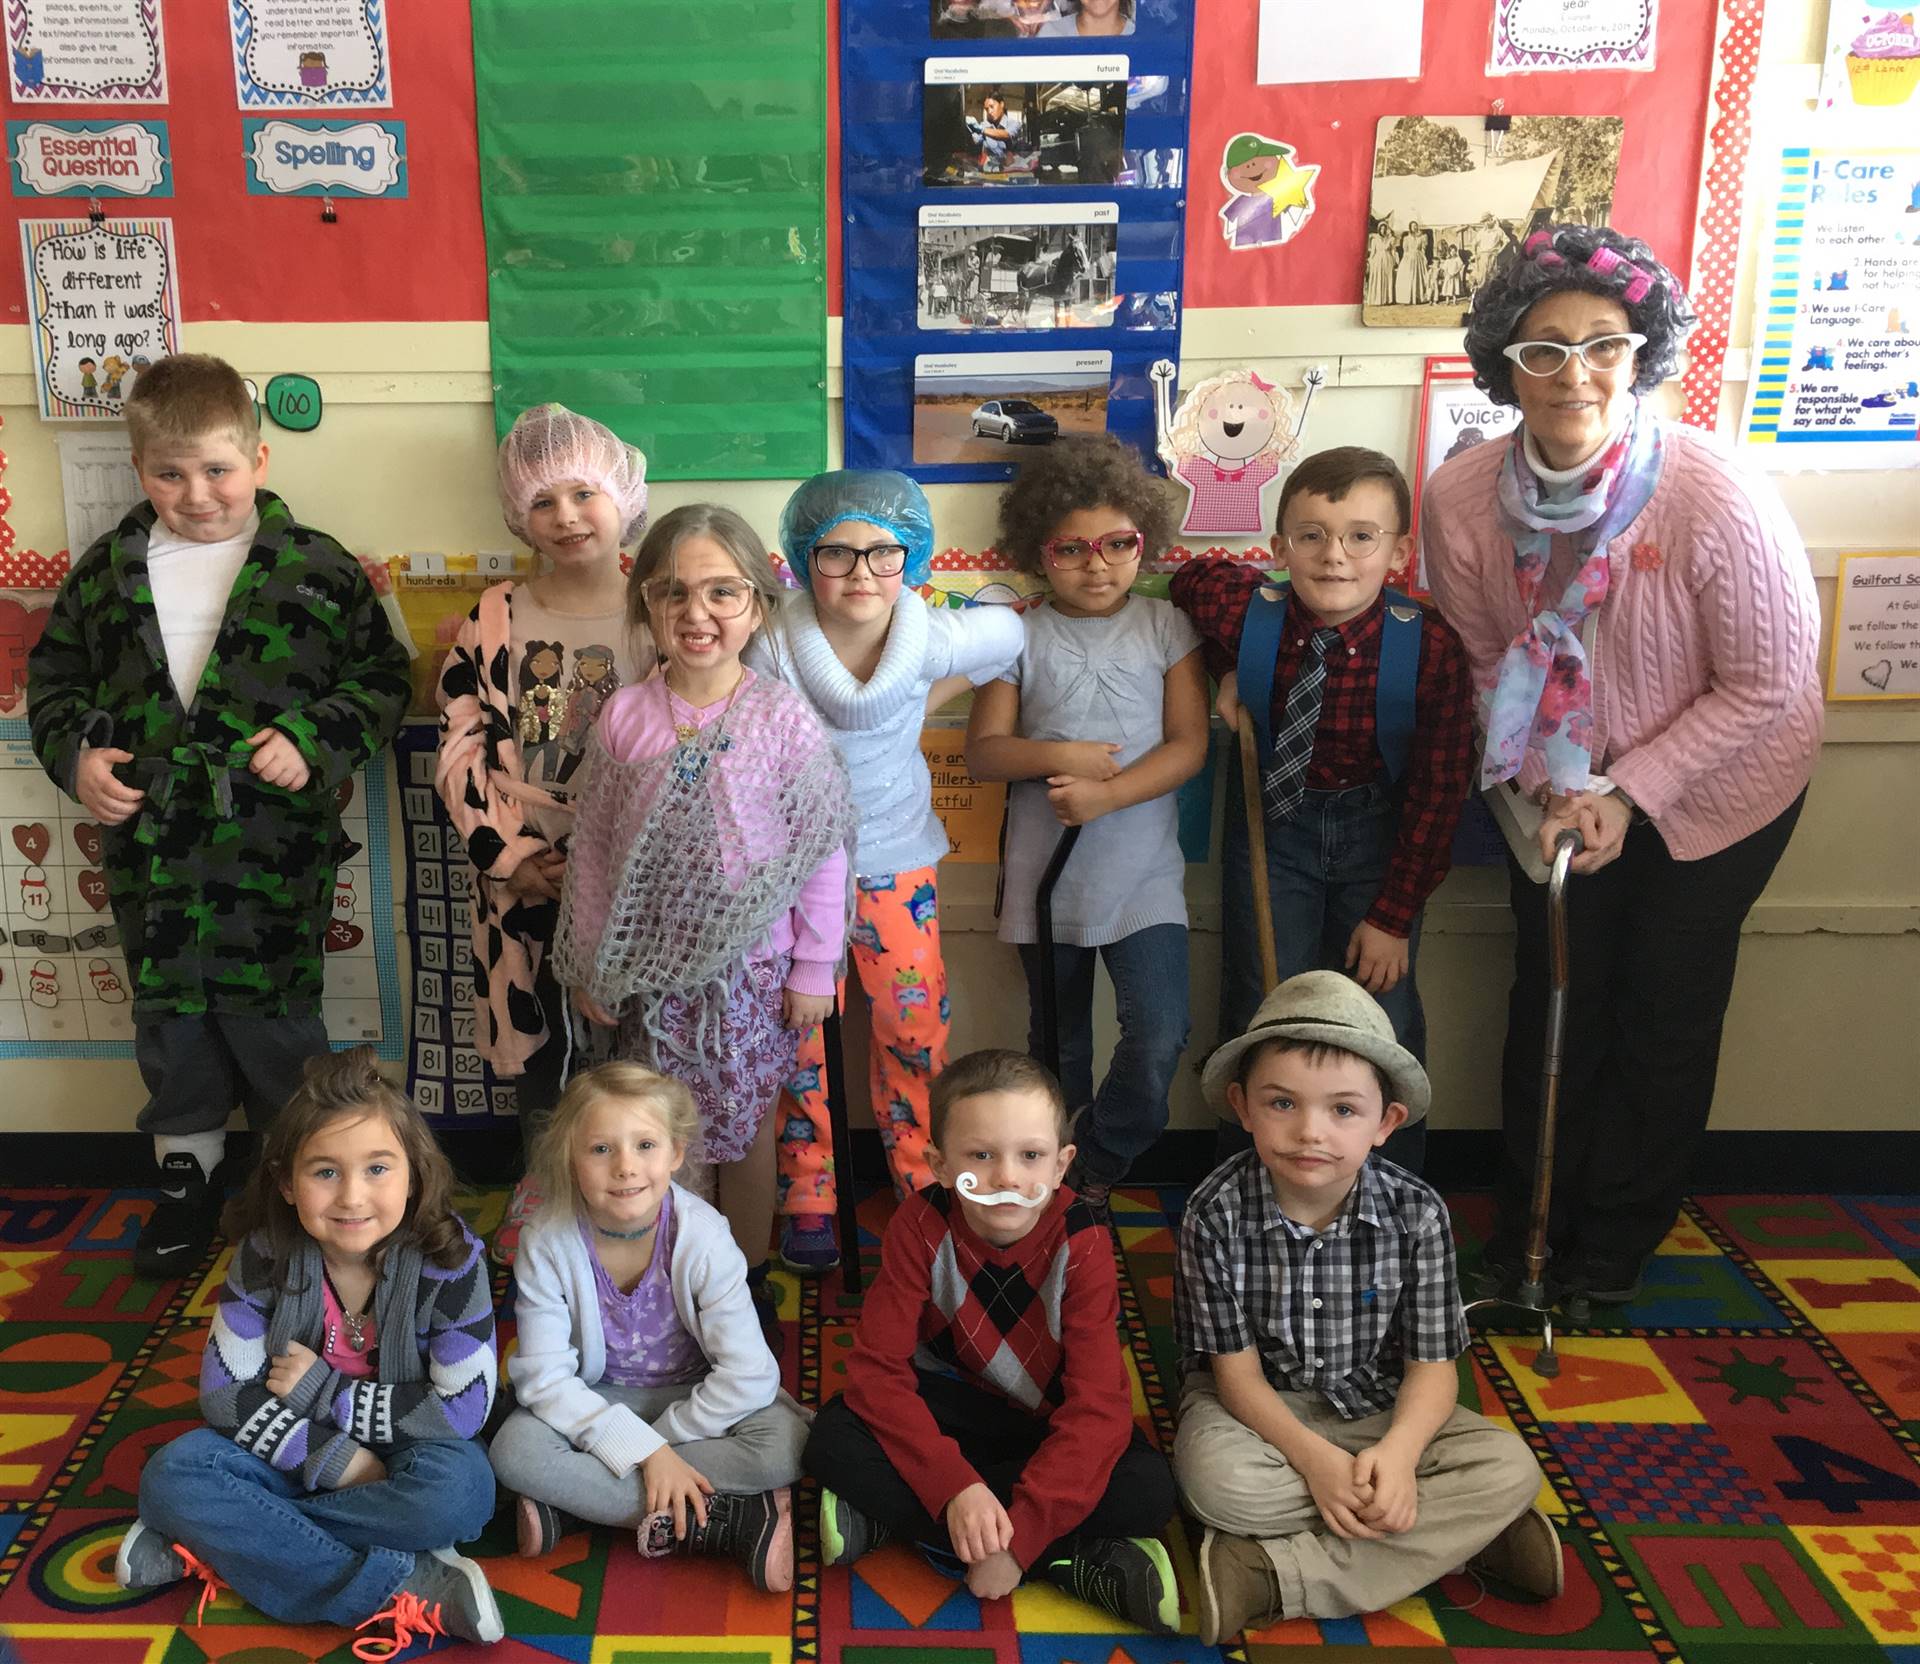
[664,666,746,744]
[323,1270,372,1354]
[594,1217,658,1241]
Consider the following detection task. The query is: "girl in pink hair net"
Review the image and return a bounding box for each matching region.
[435,404,652,1264]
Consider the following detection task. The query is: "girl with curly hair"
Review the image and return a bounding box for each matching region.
[1421,224,1823,1305]
[965,435,1209,1209]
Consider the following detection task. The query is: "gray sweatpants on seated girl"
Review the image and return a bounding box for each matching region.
[490,1385,810,1526]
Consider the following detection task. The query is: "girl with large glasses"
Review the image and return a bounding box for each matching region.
[966,434,1210,1214]
[746,470,1024,1274]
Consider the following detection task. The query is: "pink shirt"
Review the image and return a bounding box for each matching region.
[1177,454,1281,535]
[590,670,849,996]
[1421,422,1823,861]
[321,1276,378,1378]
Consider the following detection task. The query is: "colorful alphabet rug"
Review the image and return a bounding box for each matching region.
[1,1184,1917,1662]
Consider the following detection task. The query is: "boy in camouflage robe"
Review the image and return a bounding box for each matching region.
[27,354,411,1276]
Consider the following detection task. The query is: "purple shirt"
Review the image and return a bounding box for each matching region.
[584,1190,708,1389]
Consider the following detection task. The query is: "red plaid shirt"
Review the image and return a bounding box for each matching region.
[840,1185,1133,1568]
[1169,560,1474,936]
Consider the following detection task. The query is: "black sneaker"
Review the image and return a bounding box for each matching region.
[1554,1252,1645,1306]
[1065,1162,1112,1219]
[133,1154,222,1280]
[514,1494,583,1558]
[1037,1536,1178,1635]
[819,1486,892,1568]
[672,1488,794,1593]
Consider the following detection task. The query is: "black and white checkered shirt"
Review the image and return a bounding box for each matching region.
[1174,1150,1469,1419]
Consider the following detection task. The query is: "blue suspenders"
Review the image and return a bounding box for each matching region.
[1235,583,1423,783]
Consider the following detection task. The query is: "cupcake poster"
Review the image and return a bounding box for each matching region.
[1820,8,1919,119]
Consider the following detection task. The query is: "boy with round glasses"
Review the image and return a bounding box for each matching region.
[747,470,1023,1272]
[1170,448,1474,1171]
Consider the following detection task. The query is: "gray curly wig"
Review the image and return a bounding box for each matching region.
[1464,223,1696,408]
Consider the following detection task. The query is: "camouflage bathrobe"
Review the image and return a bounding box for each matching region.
[26,490,411,1020]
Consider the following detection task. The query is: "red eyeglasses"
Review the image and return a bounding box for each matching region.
[1041,529,1144,570]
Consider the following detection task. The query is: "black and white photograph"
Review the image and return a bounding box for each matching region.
[929,0,1139,40]
[1361,114,1625,328]
[923,57,1130,188]
[912,349,1111,463]
[917,205,1119,331]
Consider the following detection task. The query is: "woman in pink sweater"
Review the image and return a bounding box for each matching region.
[1421,226,1823,1305]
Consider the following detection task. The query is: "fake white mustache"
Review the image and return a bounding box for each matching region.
[955,1171,1050,1209]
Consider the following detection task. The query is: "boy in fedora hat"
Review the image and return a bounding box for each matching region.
[1171,972,1560,1642]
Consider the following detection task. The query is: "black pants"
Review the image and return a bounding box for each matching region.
[1497,792,1805,1265]
[806,1372,1175,1564]
[133,1012,330,1138]
[513,951,572,1164]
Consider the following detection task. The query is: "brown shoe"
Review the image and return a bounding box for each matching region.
[1469,1505,1564,1601]
[1197,1527,1282,1645]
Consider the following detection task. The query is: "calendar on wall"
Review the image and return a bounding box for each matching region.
[0,722,402,1057]
[394,721,514,1121]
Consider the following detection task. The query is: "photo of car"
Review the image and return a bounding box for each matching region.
[969,398,1061,441]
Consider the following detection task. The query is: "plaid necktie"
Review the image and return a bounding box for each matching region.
[1260,626,1340,822]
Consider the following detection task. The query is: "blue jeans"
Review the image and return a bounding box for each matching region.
[138,1428,496,1627]
[1220,755,1428,1172]
[1018,921,1190,1185]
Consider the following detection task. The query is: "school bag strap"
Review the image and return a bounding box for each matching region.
[1234,581,1424,782]
[1235,581,1289,765]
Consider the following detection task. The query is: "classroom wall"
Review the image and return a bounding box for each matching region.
[0,0,1913,1143]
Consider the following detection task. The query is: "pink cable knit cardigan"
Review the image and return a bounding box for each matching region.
[1421,420,1824,861]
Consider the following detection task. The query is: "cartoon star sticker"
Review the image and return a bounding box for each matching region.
[1258,151,1319,218]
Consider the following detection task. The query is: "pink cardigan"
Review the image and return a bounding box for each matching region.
[1421,422,1824,861]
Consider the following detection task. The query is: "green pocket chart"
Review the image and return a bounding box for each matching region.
[471,0,829,480]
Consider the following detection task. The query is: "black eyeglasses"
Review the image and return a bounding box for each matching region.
[810,543,909,579]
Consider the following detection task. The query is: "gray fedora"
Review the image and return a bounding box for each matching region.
[1202,970,1431,1124]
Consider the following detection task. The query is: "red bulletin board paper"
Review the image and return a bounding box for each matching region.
[1184,0,1720,310]
[0,6,484,323]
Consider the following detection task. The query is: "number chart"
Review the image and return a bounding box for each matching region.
[0,722,402,1057]
[395,721,514,1122]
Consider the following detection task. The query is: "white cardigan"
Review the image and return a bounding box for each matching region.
[508,1185,780,1475]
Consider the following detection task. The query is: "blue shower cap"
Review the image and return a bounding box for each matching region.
[778,469,934,588]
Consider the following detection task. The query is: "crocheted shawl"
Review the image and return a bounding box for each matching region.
[552,673,854,1048]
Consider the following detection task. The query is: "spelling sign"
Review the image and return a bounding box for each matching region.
[243,118,406,198]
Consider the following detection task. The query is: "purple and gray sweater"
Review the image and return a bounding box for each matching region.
[199,1223,497,1491]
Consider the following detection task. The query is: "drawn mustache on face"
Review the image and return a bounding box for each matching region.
[955,1171,1051,1209]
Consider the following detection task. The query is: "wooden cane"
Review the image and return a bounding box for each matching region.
[1237,719,1280,995]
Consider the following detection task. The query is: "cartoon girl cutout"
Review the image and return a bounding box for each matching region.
[1152,363,1312,537]
[554,643,622,786]
[516,639,569,780]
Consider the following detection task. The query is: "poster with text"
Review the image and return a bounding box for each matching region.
[231,0,393,109]
[1489,0,1656,74]
[1828,554,1920,700]
[8,120,171,199]
[1818,8,1919,123]
[6,0,166,103]
[1740,145,1920,468]
[20,218,181,421]
[1412,356,1520,585]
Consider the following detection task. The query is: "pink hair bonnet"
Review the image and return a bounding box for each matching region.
[496,403,650,548]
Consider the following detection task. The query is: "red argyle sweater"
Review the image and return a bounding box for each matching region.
[840,1185,1133,1567]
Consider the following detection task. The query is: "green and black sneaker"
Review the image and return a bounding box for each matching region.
[818,1487,893,1569]
[1038,1535,1178,1635]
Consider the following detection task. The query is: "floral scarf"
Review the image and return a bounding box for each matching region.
[1481,407,1664,792]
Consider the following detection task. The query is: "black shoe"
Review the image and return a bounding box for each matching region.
[1554,1252,1644,1305]
[651,1488,794,1592]
[133,1154,222,1279]
[1064,1160,1112,1219]
[514,1495,583,1557]
[747,1266,784,1359]
[1037,1536,1178,1635]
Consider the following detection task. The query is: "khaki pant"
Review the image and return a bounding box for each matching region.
[1173,1374,1541,1619]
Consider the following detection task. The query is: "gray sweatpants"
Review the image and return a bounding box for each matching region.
[1172,1374,1542,1619]
[490,1385,810,1527]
